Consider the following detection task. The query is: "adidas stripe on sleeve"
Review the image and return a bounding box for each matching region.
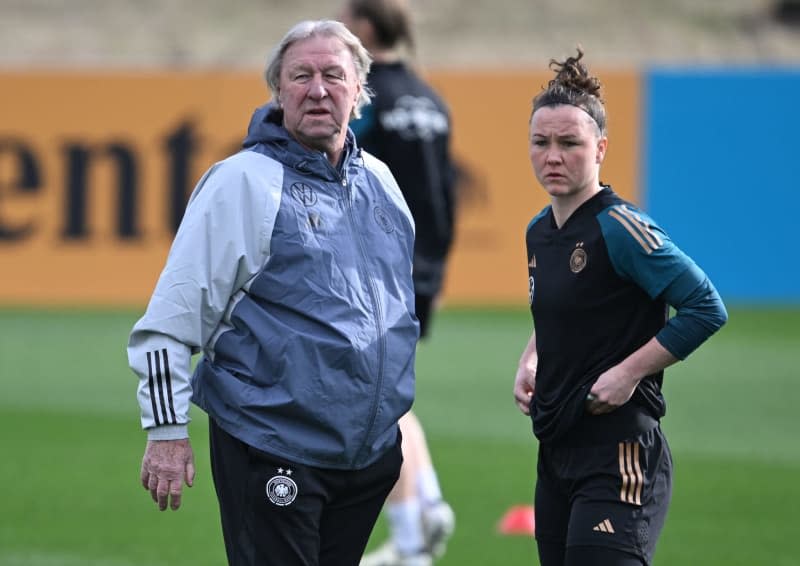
[127,151,280,439]
[598,203,727,360]
[598,204,689,299]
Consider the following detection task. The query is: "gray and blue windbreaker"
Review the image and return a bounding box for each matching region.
[127,103,419,470]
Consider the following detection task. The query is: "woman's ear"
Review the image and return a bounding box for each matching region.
[596,137,608,164]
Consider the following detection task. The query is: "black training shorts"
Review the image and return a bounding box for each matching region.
[534,425,672,565]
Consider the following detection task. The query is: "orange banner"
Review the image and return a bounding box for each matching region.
[0,70,638,307]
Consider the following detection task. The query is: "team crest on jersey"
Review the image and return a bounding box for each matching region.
[570,243,587,273]
[266,468,298,506]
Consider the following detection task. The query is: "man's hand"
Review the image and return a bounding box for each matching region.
[140,438,195,511]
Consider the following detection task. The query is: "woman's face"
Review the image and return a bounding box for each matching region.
[528,104,607,200]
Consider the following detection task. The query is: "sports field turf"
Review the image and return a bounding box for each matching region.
[0,306,797,565]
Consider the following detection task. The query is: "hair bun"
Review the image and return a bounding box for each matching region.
[548,48,603,101]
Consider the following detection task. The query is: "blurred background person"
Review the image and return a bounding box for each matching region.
[340,1,457,565]
[514,49,727,566]
[129,19,420,566]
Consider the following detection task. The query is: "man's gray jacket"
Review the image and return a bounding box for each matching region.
[128,104,418,470]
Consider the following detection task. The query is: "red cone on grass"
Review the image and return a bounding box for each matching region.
[497,505,536,536]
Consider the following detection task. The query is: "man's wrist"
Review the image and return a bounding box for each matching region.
[146,424,189,441]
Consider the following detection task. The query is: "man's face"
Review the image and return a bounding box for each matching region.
[278,34,361,160]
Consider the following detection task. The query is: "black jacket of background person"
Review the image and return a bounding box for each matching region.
[350,61,456,298]
[526,186,726,445]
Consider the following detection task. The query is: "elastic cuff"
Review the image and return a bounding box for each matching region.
[146,424,189,441]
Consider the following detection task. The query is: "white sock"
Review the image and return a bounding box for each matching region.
[387,498,424,555]
[416,466,443,507]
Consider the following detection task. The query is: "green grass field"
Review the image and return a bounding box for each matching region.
[1,306,798,566]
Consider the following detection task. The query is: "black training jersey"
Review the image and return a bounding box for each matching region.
[526,187,693,444]
[351,62,456,297]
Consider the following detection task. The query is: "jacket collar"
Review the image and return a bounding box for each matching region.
[242,102,360,181]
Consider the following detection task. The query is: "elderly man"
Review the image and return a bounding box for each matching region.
[128,19,419,566]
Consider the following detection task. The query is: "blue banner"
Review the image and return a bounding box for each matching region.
[643,68,800,303]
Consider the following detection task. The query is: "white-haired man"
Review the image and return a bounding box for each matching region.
[129,19,419,566]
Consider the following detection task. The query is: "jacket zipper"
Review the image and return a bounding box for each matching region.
[336,168,388,466]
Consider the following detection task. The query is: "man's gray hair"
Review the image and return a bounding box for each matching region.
[265,20,373,119]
